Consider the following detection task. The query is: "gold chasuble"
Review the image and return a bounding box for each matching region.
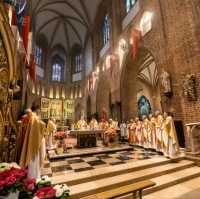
[164,116,178,146]
[47,120,56,135]
[20,113,46,168]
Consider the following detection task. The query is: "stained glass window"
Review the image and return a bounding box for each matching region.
[103,14,110,45]
[124,0,137,13]
[35,46,42,67]
[74,54,82,73]
[52,63,62,82]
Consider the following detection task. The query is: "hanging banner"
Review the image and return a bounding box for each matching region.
[29,54,36,82]
[15,0,27,32]
[21,15,30,51]
[27,32,32,64]
[131,28,141,61]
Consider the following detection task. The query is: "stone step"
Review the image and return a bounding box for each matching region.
[52,157,181,185]
[144,166,200,195]
[49,145,133,160]
[69,160,194,199]
[143,176,200,199]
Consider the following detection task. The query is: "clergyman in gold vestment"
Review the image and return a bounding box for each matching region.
[20,111,46,179]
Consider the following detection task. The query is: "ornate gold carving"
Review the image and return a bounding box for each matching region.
[0,28,17,162]
[0,40,8,67]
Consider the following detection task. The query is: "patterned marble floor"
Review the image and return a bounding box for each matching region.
[48,141,133,159]
[42,147,162,177]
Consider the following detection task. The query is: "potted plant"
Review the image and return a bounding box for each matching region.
[54,131,66,154]
[108,128,117,147]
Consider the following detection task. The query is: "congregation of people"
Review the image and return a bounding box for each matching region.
[17,105,180,180]
[120,111,179,159]
[62,110,180,159]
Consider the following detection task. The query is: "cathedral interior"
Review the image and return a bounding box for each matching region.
[1,0,200,199]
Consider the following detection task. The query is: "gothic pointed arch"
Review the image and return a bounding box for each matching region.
[120,46,161,120]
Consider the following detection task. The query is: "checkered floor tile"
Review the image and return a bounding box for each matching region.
[42,147,161,177]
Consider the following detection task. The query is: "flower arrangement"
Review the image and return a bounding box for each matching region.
[54,131,66,152]
[0,163,27,196]
[104,128,117,144]
[54,131,66,141]
[20,176,69,199]
[33,176,69,199]
[106,128,117,136]
[0,163,70,199]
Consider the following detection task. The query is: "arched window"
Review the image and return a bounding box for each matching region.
[51,55,64,82]
[103,14,110,45]
[52,62,62,81]
[73,54,82,73]
[124,0,137,13]
[71,45,82,74]
[35,46,42,67]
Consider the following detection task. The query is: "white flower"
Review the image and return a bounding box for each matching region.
[55,189,63,197]
[42,175,50,181]
[0,163,11,172]
[36,178,40,184]
[36,175,52,185]
[54,184,70,197]
[62,184,70,192]
[10,162,20,169]
[54,185,63,197]
[33,197,39,199]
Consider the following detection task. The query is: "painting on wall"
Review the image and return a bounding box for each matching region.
[41,98,50,119]
[50,99,62,119]
[64,100,74,119]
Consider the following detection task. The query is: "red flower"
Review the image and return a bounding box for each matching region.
[35,186,56,199]
[0,180,4,191]
[4,176,16,186]
[55,131,65,140]
[11,168,27,180]
[24,178,36,191]
[0,170,10,180]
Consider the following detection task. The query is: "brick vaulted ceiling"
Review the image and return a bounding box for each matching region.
[30,0,102,53]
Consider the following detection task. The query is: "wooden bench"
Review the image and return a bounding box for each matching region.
[81,180,156,199]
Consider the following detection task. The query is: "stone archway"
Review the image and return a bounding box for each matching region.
[120,47,162,121]
[96,76,111,120]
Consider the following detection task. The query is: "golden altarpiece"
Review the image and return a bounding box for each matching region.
[0,4,22,162]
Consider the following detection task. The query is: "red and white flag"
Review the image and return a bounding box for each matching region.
[21,15,30,52]
[131,29,142,61]
[29,54,36,82]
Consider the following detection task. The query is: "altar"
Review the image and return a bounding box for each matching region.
[70,129,104,148]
